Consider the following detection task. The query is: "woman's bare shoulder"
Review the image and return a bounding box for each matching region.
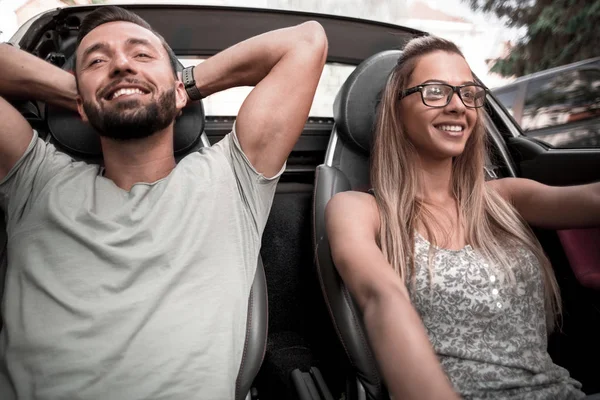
[326,190,381,233]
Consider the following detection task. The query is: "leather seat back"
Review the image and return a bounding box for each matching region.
[236,257,268,400]
[313,50,401,400]
[0,214,6,332]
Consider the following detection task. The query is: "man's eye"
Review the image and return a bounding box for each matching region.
[136,53,151,58]
[89,59,104,66]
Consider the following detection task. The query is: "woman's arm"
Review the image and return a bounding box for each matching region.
[488,178,600,229]
[325,191,460,400]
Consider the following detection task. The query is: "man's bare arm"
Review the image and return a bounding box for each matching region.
[0,44,79,180]
[192,22,327,177]
[0,44,78,111]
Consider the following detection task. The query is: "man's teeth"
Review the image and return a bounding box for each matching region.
[111,88,145,99]
[437,125,463,132]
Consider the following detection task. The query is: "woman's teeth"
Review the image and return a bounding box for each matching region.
[436,125,464,132]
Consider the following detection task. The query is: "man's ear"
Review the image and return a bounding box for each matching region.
[76,96,89,122]
[175,80,188,111]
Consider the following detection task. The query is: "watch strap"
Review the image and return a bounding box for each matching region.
[182,65,203,101]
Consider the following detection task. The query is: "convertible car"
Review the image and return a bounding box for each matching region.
[2,4,599,400]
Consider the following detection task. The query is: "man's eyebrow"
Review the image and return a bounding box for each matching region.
[125,38,154,48]
[422,79,477,85]
[81,38,154,61]
[81,42,109,61]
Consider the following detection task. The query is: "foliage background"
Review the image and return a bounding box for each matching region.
[465,0,600,77]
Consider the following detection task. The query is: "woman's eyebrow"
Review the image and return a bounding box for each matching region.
[421,79,477,85]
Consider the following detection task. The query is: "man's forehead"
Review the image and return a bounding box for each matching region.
[78,21,162,56]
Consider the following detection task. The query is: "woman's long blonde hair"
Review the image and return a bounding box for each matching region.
[371,36,561,329]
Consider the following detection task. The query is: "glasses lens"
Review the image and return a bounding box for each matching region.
[460,85,486,107]
[422,84,452,107]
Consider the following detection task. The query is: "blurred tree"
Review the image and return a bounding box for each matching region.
[465,0,600,77]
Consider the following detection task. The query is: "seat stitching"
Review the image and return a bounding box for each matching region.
[236,282,254,400]
[341,285,382,391]
[312,168,354,364]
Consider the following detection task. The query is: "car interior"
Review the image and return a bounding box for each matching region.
[1,4,599,400]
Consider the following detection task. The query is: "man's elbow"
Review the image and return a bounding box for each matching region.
[296,21,328,61]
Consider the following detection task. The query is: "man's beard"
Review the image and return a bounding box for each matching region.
[83,87,178,141]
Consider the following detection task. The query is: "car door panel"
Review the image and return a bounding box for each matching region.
[558,228,600,290]
[507,136,600,186]
[507,135,600,284]
[505,134,600,394]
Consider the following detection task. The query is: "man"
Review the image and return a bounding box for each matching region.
[0,6,327,399]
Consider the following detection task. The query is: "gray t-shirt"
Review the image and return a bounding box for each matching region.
[410,233,584,400]
[0,127,281,400]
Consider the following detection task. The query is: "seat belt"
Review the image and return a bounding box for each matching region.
[0,214,7,332]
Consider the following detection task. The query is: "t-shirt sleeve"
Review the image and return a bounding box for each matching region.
[0,131,73,226]
[223,123,284,236]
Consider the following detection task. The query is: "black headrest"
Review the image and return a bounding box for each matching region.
[333,50,401,154]
[46,55,205,159]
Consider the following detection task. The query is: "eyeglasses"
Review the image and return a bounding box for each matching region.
[399,83,487,108]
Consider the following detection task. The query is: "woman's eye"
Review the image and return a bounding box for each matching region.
[426,88,444,97]
[136,53,150,58]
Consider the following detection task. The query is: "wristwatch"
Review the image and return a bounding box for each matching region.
[182,65,203,101]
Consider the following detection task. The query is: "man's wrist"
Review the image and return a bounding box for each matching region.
[182,66,203,101]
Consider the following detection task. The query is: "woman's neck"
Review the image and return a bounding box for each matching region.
[417,156,454,204]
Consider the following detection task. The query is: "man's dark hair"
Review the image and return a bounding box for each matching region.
[75,6,179,77]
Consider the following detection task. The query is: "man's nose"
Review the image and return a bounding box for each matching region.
[445,90,466,114]
[109,53,137,77]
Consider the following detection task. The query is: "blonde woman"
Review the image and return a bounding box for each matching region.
[325,36,600,400]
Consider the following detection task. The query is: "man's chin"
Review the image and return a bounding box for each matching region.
[109,98,144,111]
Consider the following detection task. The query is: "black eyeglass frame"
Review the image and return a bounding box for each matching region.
[399,83,487,109]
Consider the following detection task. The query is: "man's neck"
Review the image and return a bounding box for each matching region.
[100,128,176,191]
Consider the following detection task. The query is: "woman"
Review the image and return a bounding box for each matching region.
[325,36,600,400]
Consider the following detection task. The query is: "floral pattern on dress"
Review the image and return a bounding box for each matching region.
[408,234,585,400]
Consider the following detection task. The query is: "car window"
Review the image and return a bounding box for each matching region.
[520,67,600,148]
[180,57,355,118]
[494,87,519,117]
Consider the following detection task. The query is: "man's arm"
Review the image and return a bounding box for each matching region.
[0,44,78,111]
[192,22,327,178]
[326,191,460,400]
[0,96,33,181]
[488,178,600,229]
[0,44,78,181]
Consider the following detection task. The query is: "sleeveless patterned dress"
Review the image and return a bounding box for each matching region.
[408,233,585,399]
